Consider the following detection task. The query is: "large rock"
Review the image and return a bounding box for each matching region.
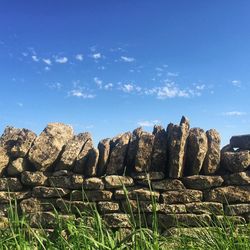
[0,147,9,176]
[97,138,110,176]
[21,171,49,186]
[7,157,29,176]
[106,132,131,175]
[150,125,168,172]
[82,177,104,190]
[0,126,36,158]
[74,134,94,174]
[56,133,89,171]
[84,147,99,176]
[167,116,190,178]
[202,129,221,174]
[28,123,73,171]
[230,135,250,150]
[223,171,250,185]
[20,198,56,213]
[134,132,154,172]
[185,128,208,175]
[221,151,250,173]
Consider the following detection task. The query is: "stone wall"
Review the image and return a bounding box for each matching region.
[0,116,249,230]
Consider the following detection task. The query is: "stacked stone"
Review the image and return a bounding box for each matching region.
[0,119,248,231]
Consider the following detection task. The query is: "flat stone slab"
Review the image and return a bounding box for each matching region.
[223,171,250,185]
[104,175,134,188]
[130,171,165,180]
[0,191,31,203]
[33,186,70,198]
[98,201,120,213]
[20,198,56,213]
[224,204,250,216]
[71,190,113,201]
[21,171,49,186]
[104,213,131,228]
[56,199,95,213]
[185,202,223,215]
[151,179,185,191]
[0,178,23,191]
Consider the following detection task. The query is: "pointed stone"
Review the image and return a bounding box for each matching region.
[0,147,9,176]
[151,125,168,172]
[202,129,221,174]
[56,133,89,171]
[7,157,29,176]
[106,132,131,175]
[167,116,190,178]
[28,123,73,171]
[185,128,208,175]
[84,147,99,176]
[97,138,110,176]
[230,134,250,150]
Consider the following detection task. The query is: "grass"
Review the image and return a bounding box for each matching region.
[0,187,249,249]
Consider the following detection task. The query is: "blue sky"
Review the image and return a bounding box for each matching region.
[0,1,250,146]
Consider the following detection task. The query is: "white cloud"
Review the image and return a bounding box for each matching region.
[121,56,135,62]
[47,82,62,90]
[75,54,83,61]
[43,58,52,65]
[94,77,102,88]
[222,111,247,116]
[104,83,113,90]
[167,72,179,77]
[92,53,101,59]
[121,84,134,93]
[68,89,95,99]
[195,84,205,90]
[231,80,241,87]
[44,66,50,71]
[22,52,28,57]
[55,57,68,64]
[137,120,160,127]
[32,55,39,62]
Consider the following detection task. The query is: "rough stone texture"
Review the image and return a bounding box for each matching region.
[230,135,250,150]
[225,204,250,216]
[131,171,165,180]
[71,190,113,201]
[134,132,154,173]
[74,133,93,174]
[223,171,250,185]
[202,129,221,175]
[98,201,120,213]
[215,215,246,225]
[20,198,56,213]
[29,123,73,171]
[167,116,190,178]
[71,174,84,189]
[185,202,223,215]
[56,133,89,171]
[0,126,36,158]
[7,158,29,176]
[83,177,104,190]
[151,179,185,191]
[186,128,208,175]
[206,186,250,203]
[0,178,23,191]
[163,227,211,237]
[21,171,49,186]
[0,147,9,176]
[104,175,134,188]
[56,199,95,213]
[221,151,250,173]
[159,204,186,214]
[84,147,99,176]
[161,190,203,204]
[33,186,70,198]
[97,138,110,176]
[48,176,72,189]
[182,175,224,190]
[0,191,31,203]
[104,213,131,228]
[120,200,160,213]
[106,132,131,175]
[151,125,168,172]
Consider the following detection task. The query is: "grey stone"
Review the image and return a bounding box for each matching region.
[0,191,31,203]
[71,190,112,201]
[104,175,134,188]
[185,202,223,215]
[223,171,250,185]
[0,178,23,191]
[33,186,70,198]
[0,147,9,176]
[83,177,104,190]
[84,147,99,176]
[97,138,110,176]
[130,171,165,180]
[104,213,131,228]
[20,198,56,213]
[230,134,250,150]
[225,204,250,216]
[151,179,185,191]
[98,201,120,213]
[7,158,29,176]
[21,171,49,186]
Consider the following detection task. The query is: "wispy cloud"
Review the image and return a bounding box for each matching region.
[167,72,179,77]
[47,82,62,90]
[75,54,83,61]
[121,56,135,62]
[137,120,160,127]
[68,89,95,99]
[231,80,241,87]
[43,58,52,65]
[55,56,68,64]
[92,53,102,59]
[104,83,113,90]
[32,55,39,62]
[94,77,102,88]
[222,111,247,116]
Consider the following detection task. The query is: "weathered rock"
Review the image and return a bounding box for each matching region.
[97,138,110,176]
[52,170,72,176]
[104,213,131,228]
[104,175,134,188]
[161,190,203,204]
[74,134,93,174]
[120,200,161,213]
[163,227,211,237]
[206,186,250,203]
[33,186,70,198]
[159,204,186,214]
[158,213,211,228]
[223,171,250,185]
[71,174,84,189]
[21,171,49,186]
[185,128,208,175]
[225,204,250,216]
[134,132,154,172]
[126,127,143,171]
[7,158,29,176]
[71,190,112,201]
[83,177,104,190]
[221,151,250,173]
[56,133,89,171]
[48,176,72,189]
[20,198,56,213]
[185,202,223,215]
[0,204,9,217]
[0,178,23,191]
[150,125,168,172]
[230,135,250,150]
[98,201,120,213]
[167,116,190,178]
[214,215,246,225]
[29,123,73,171]
[84,147,99,176]
[202,129,221,175]
[182,175,224,190]
[151,179,185,191]
[0,217,9,229]
[0,191,31,203]
[131,171,165,180]
[0,126,36,158]
[106,132,131,175]
[0,147,9,176]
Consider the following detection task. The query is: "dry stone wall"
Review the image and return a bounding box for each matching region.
[0,117,249,231]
